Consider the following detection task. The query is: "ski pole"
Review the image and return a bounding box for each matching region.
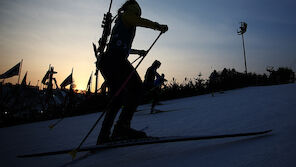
[69,32,163,159]
[131,55,142,65]
[115,32,163,96]
[132,32,162,65]
[49,118,64,129]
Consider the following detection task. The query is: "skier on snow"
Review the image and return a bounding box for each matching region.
[144,60,166,113]
[97,0,168,144]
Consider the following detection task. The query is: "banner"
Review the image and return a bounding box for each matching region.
[41,71,50,84]
[60,73,73,88]
[87,73,92,88]
[21,72,27,85]
[0,62,21,79]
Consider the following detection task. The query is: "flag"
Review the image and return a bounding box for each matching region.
[41,71,50,84]
[60,73,73,88]
[0,62,21,79]
[21,72,27,85]
[41,65,57,85]
[87,72,92,91]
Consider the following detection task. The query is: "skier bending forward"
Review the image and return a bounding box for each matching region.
[97,0,168,144]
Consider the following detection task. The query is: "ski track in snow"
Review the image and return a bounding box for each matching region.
[1,83,296,167]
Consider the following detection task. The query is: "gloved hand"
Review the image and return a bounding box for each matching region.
[159,24,168,33]
[138,50,147,57]
[155,22,168,33]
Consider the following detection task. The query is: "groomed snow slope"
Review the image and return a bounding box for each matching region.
[1,83,296,167]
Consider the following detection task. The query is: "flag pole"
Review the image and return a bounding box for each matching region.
[17,59,23,85]
[90,71,93,92]
[71,68,74,89]
[37,80,39,89]
[71,67,74,83]
[241,33,247,74]
[87,71,93,92]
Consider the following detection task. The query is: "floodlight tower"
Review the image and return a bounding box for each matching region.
[238,22,248,74]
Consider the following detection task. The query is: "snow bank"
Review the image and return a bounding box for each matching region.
[1,84,296,167]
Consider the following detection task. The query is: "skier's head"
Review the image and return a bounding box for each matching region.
[152,60,161,69]
[118,0,141,17]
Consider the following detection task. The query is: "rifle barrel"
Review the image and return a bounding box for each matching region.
[108,0,113,13]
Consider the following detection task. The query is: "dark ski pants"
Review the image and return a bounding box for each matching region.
[97,52,143,143]
[143,83,160,113]
[151,88,160,112]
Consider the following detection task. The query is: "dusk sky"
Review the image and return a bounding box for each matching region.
[0,0,295,91]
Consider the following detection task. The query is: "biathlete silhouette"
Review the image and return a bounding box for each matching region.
[97,0,168,144]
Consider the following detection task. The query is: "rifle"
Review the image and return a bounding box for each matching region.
[92,0,114,95]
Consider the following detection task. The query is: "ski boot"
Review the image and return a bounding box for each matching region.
[111,124,147,141]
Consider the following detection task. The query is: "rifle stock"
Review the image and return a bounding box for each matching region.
[93,0,114,94]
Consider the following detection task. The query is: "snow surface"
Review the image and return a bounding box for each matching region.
[1,83,296,167]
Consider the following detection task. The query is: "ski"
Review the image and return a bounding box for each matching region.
[17,129,272,158]
[151,109,179,114]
